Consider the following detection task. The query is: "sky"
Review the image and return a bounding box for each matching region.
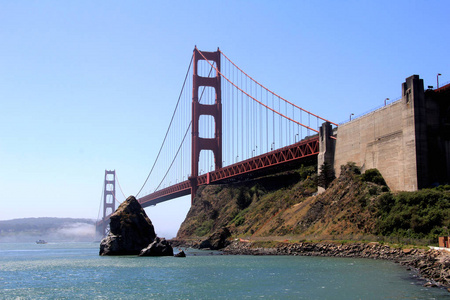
[1,1,449,239]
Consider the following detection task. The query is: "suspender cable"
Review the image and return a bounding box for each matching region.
[136,55,193,197]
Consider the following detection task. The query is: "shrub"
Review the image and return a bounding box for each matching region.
[318,162,335,189]
[361,168,387,186]
[375,189,450,239]
[236,187,252,210]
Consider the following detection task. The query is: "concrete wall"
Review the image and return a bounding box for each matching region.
[333,75,425,191]
[318,74,450,191]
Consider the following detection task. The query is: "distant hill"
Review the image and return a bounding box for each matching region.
[0,217,98,242]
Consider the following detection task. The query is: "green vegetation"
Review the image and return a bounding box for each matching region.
[361,168,387,186]
[375,189,450,239]
[177,163,450,246]
[318,162,335,189]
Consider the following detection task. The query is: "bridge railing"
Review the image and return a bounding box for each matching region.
[338,96,402,125]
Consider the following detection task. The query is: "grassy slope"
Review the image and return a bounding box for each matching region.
[176,163,450,245]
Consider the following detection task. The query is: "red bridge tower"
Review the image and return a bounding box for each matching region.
[190,47,222,203]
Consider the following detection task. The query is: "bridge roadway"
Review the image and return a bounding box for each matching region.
[96,136,319,231]
[138,136,319,207]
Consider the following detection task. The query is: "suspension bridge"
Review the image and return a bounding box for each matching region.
[96,47,337,235]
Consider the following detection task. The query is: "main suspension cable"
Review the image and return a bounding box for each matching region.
[196,47,319,133]
[136,54,194,197]
[153,64,215,192]
[219,49,338,127]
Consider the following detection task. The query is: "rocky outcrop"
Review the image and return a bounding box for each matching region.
[139,237,173,256]
[174,250,186,257]
[99,196,173,256]
[406,249,450,288]
[199,227,231,250]
[223,240,421,258]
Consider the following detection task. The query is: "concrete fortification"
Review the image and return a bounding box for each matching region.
[320,75,450,192]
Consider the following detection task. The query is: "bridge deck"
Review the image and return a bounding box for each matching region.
[138,136,319,208]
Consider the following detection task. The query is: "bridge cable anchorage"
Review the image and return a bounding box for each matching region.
[135,54,194,197]
[195,48,319,133]
[218,49,338,127]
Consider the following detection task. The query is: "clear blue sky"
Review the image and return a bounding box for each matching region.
[1,1,449,238]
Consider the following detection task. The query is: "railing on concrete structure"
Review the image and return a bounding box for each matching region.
[338,96,402,125]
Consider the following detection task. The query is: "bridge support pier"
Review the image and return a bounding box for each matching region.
[318,122,336,193]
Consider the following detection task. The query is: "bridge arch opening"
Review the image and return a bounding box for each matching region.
[197,86,217,105]
[197,60,217,78]
[198,149,217,174]
[199,115,216,139]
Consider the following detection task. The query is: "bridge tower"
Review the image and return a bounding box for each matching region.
[100,170,116,236]
[190,47,222,203]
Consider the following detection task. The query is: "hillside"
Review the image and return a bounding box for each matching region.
[0,217,97,242]
[176,163,450,247]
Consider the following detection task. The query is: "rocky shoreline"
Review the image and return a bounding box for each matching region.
[172,239,450,291]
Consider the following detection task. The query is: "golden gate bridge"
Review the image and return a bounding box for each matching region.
[96,47,337,235]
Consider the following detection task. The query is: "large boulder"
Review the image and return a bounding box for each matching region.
[99,196,157,256]
[199,227,231,250]
[174,250,186,257]
[139,237,174,256]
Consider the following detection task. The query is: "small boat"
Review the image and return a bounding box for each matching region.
[36,240,47,244]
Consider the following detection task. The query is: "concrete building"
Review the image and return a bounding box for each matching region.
[319,75,450,191]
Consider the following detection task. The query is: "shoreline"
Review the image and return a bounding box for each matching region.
[172,239,450,291]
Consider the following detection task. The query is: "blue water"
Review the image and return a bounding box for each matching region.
[0,243,449,299]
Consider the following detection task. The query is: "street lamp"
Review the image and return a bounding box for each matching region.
[384,98,390,106]
[350,113,354,121]
[437,73,442,88]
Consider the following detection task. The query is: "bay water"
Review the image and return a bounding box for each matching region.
[1,242,449,299]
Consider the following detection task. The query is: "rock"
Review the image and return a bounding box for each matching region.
[423,281,437,288]
[139,237,174,256]
[199,227,231,250]
[99,196,157,256]
[174,250,186,257]
[403,248,413,255]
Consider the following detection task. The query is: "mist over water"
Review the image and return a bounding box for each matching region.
[52,223,97,241]
[0,221,98,243]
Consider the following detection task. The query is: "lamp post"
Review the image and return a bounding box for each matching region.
[437,73,442,89]
[350,113,354,121]
[384,98,390,106]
